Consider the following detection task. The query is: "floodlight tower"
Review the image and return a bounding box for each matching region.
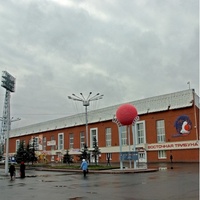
[1,71,16,175]
[68,92,103,147]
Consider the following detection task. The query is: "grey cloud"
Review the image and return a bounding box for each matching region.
[0,0,198,128]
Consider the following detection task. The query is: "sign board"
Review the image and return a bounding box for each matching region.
[120,151,138,161]
[147,140,199,151]
[47,140,56,146]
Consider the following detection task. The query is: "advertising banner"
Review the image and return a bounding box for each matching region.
[120,151,138,161]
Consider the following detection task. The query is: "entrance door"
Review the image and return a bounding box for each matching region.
[138,151,147,163]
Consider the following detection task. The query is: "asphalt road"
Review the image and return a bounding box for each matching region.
[0,163,199,200]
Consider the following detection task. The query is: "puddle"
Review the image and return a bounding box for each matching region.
[159,167,167,170]
[41,180,57,182]
[55,185,68,187]
[149,176,157,179]
[17,183,26,187]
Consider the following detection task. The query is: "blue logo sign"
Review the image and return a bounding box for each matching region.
[173,115,192,137]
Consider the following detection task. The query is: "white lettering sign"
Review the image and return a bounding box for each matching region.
[147,140,199,151]
[47,140,56,146]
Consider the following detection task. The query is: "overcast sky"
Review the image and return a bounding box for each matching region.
[0,0,199,129]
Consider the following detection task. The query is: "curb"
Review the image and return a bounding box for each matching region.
[35,168,159,174]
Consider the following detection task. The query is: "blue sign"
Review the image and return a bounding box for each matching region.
[120,151,138,161]
[173,115,192,137]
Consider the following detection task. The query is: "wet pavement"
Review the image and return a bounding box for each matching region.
[0,163,199,200]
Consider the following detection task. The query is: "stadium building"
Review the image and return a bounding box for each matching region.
[8,89,199,164]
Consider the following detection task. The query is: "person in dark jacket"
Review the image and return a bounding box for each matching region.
[20,161,26,178]
[170,154,173,163]
[9,163,16,180]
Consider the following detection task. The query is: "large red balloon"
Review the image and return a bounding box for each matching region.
[116,104,138,125]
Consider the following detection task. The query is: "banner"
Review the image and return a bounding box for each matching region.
[120,151,138,161]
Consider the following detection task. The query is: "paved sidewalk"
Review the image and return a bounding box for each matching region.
[1,163,198,200]
[0,164,158,178]
[35,167,158,174]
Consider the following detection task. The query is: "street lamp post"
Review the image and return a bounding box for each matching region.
[68,92,103,147]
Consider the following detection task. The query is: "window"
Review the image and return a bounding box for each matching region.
[38,135,43,150]
[58,133,64,150]
[43,137,46,151]
[121,126,127,146]
[90,128,98,148]
[21,140,26,147]
[51,135,55,150]
[16,140,20,152]
[156,120,165,143]
[69,133,74,149]
[80,132,85,149]
[139,152,145,159]
[29,139,33,149]
[106,127,112,147]
[136,122,145,144]
[33,137,39,150]
[158,150,166,159]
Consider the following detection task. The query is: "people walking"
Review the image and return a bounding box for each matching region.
[80,159,88,177]
[9,163,16,180]
[20,161,26,178]
[170,154,173,163]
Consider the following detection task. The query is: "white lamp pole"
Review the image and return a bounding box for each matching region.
[68,92,103,147]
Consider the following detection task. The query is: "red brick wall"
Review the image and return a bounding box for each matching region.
[8,104,199,163]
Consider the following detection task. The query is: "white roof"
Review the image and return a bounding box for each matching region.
[10,89,196,138]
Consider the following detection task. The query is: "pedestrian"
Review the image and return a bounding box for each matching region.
[170,154,173,163]
[9,163,16,180]
[20,161,26,178]
[80,159,88,177]
[107,156,111,166]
